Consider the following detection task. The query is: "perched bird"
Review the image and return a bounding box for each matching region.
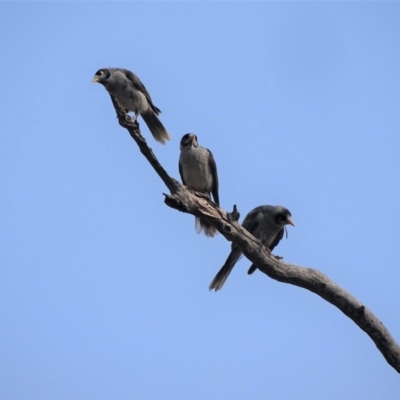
[179,133,219,237]
[209,205,295,291]
[92,68,170,144]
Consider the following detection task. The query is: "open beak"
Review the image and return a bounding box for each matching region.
[287,216,295,227]
[92,76,100,83]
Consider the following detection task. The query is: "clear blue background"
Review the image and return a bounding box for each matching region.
[1,2,399,399]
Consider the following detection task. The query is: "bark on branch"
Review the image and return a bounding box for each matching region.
[109,96,400,374]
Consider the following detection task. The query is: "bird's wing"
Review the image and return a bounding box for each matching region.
[269,228,285,252]
[178,160,186,186]
[228,208,262,252]
[121,69,161,114]
[207,149,219,205]
[241,208,263,234]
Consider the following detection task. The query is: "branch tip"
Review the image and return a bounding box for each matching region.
[227,204,240,222]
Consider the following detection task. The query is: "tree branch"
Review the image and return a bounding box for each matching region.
[109,97,400,374]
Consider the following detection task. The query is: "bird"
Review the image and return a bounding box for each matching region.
[92,68,171,144]
[179,133,219,237]
[209,205,295,291]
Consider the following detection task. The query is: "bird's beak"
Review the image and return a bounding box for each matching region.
[287,216,295,227]
[92,76,100,83]
[187,134,197,147]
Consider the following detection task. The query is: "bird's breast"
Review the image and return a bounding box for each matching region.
[105,81,148,114]
[180,150,214,193]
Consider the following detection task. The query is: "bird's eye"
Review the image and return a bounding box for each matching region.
[97,70,104,76]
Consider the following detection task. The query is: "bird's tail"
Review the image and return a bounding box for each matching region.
[209,248,242,291]
[247,264,257,274]
[195,217,217,238]
[141,111,171,144]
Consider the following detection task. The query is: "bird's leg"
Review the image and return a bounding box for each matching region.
[254,238,269,253]
[116,109,130,119]
[265,246,284,259]
[129,112,140,129]
[264,246,272,254]
[254,242,283,259]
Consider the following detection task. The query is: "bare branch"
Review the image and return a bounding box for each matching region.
[109,97,400,374]
[108,95,178,193]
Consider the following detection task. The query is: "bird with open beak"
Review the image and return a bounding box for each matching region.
[209,205,295,291]
[179,133,219,237]
[92,68,170,145]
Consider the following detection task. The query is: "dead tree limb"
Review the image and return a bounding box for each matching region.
[108,96,400,374]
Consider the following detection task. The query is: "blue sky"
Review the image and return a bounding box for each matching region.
[1,2,400,399]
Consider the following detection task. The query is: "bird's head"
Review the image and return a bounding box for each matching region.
[273,206,295,228]
[92,69,110,85]
[180,133,198,150]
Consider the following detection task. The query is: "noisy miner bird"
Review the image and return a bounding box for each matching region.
[92,68,170,144]
[209,205,295,291]
[179,133,219,237]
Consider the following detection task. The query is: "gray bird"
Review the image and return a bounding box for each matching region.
[179,133,219,237]
[209,205,295,291]
[92,68,171,144]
